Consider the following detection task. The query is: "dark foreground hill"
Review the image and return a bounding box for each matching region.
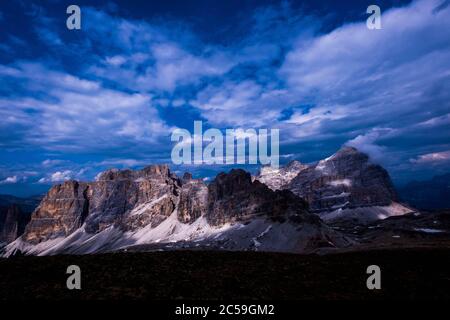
[0,248,449,300]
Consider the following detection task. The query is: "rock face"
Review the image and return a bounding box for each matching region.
[90,165,179,233]
[4,164,354,256]
[22,165,179,243]
[286,147,398,212]
[178,176,208,223]
[0,195,39,244]
[207,169,310,225]
[0,205,31,244]
[22,181,89,244]
[256,160,308,191]
[4,147,407,256]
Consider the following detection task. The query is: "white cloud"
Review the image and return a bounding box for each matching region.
[0,176,18,184]
[0,62,174,152]
[279,0,450,141]
[346,129,394,163]
[50,170,73,182]
[105,55,127,66]
[38,170,73,183]
[42,159,66,167]
[98,159,148,167]
[410,150,450,164]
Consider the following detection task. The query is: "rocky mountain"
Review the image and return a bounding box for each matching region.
[256,160,308,191]
[398,173,450,209]
[0,205,31,244]
[0,195,40,244]
[2,147,421,256]
[0,194,42,214]
[257,147,413,223]
[3,165,351,256]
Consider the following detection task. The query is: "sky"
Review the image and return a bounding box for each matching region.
[0,0,449,196]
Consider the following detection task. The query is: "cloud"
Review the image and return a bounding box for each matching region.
[410,150,450,164]
[0,62,174,153]
[0,176,18,184]
[42,159,67,167]
[279,0,450,141]
[345,129,394,163]
[98,159,149,168]
[38,170,73,183]
[1,0,450,192]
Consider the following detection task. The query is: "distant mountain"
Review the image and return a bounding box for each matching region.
[0,194,41,244]
[256,160,308,191]
[398,173,450,210]
[257,147,413,224]
[0,205,31,244]
[0,194,42,213]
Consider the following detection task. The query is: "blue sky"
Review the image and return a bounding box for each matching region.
[0,0,449,196]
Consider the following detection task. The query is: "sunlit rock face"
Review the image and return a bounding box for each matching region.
[177,175,208,224]
[88,165,179,233]
[21,165,180,242]
[286,147,398,212]
[22,181,89,244]
[256,160,308,191]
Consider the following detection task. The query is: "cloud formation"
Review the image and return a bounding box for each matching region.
[0,0,449,194]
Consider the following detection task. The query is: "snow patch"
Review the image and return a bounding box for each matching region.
[328,179,352,187]
[414,228,445,234]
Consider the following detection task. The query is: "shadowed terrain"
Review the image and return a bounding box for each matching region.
[1,248,449,300]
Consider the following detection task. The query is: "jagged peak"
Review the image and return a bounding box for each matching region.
[336,146,359,155]
[284,160,308,170]
[321,146,367,163]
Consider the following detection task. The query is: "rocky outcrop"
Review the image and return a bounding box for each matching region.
[286,147,398,212]
[398,173,450,210]
[88,165,179,233]
[178,176,208,223]
[0,205,31,244]
[207,169,310,226]
[21,165,180,242]
[22,181,89,244]
[256,160,308,191]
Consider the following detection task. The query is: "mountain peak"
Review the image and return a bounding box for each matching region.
[338,146,359,154]
[325,146,362,160]
[288,146,397,212]
[256,160,308,191]
[96,164,171,182]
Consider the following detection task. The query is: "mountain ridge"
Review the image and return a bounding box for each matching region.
[1,147,415,256]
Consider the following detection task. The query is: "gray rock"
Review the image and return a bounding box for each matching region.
[286,147,398,212]
[256,160,308,191]
[206,169,311,225]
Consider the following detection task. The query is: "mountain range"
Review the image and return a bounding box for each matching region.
[398,173,450,210]
[2,146,448,257]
